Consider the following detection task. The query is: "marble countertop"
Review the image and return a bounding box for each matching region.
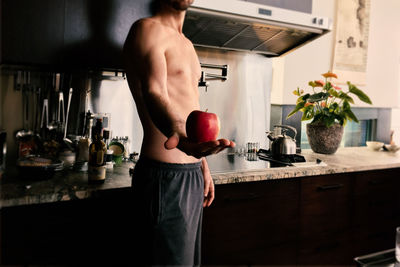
[1,147,399,208]
[210,147,400,184]
[0,163,134,208]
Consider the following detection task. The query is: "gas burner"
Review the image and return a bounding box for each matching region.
[257,148,306,167]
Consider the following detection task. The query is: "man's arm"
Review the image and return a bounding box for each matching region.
[125,20,235,158]
[202,157,214,207]
[131,21,185,139]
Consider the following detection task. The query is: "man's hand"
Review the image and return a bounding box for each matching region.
[164,133,235,158]
[201,158,214,207]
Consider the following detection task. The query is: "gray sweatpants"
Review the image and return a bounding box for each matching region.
[131,157,204,266]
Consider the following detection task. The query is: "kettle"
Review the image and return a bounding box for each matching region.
[266,125,297,157]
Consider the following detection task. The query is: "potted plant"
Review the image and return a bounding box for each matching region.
[287,71,372,154]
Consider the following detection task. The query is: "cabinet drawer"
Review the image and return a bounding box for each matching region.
[354,168,400,196]
[298,233,352,264]
[202,179,300,265]
[300,173,353,238]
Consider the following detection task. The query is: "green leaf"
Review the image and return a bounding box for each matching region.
[286,101,305,119]
[311,112,322,124]
[330,102,340,113]
[343,100,351,111]
[324,81,332,91]
[301,106,314,121]
[308,92,329,103]
[301,93,310,101]
[325,115,336,127]
[339,92,354,104]
[348,82,372,104]
[328,88,340,98]
[345,108,359,123]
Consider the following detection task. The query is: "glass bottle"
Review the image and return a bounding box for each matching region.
[88,119,106,182]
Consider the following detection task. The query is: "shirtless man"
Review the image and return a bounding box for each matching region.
[123,0,235,265]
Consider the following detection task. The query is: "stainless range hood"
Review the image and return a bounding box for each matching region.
[183,0,332,56]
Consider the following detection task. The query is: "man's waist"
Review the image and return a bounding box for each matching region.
[136,155,202,170]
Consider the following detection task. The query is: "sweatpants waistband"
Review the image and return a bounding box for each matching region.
[136,156,202,171]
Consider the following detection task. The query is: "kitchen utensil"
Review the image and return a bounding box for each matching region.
[57,91,65,131]
[258,154,294,166]
[63,88,73,150]
[48,73,61,132]
[266,125,297,157]
[16,155,63,179]
[0,131,6,171]
[41,99,49,130]
[34,87,41,133]
[16,72,34,139]
[40,99,52,141]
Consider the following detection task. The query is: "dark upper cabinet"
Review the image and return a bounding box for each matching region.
[1,0,65,66]
[1,0,153,69]
[63,0,152,69]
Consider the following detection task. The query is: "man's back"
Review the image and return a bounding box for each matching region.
[124,17,201,163]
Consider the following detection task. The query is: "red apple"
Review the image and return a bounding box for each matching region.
[186,110,220,142]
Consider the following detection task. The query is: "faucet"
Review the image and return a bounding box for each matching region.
[198,64,228,91]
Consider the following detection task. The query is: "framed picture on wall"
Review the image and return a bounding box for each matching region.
[332,0,371,85]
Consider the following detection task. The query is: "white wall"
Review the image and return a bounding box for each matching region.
[271,0,400,109]
[197,48,273,149]
[271,0,336,105]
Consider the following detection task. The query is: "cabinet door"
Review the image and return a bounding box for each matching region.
[1,0,153,68]
[1,0,65,65]
[63,0,152,69]
[202,178,300,265]
[298,173,353,264]
[352,168,400,255]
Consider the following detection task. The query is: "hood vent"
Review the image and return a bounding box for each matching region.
[183,0,332,57]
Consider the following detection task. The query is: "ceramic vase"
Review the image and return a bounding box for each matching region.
[306,123,344,154]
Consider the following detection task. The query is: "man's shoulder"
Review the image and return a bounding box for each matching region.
[125,18,165,52]
[132,17,165,37]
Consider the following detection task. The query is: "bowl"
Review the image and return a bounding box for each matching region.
[109,141,125,165]
[366,141,384,151]
[384,144,400,153]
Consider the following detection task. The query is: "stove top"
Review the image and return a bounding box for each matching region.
[208,149,325,173]
[257,149,306,167]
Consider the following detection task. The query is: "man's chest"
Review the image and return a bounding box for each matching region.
[164,41,201,83]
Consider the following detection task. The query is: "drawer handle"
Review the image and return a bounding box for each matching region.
[317,184,344,191]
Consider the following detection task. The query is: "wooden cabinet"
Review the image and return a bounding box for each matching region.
[352,168,400,255]
[1,0,152,68]
[202,168,400,265]
[0,188,135,265]
[1,168,400,265]
[202,178,300,265]
[1,0,65,66]
[298,173,353,264]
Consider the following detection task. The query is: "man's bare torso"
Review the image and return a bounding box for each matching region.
[124,17,201,163]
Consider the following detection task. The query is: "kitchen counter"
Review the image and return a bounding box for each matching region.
[0,163,134,208]
[1,147,400,208]
[210,146,400,184]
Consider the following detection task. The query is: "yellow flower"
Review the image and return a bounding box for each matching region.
[314,80,324,87]
[304,102,314,107]
[322,71,338,79]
